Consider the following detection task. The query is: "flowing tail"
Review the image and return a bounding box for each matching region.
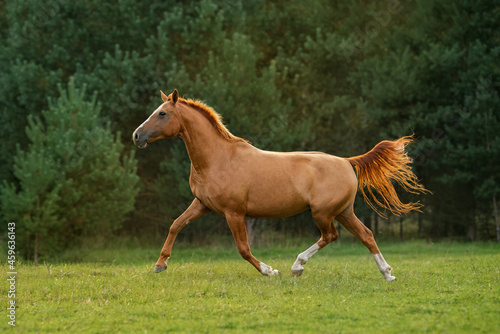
[347,136,430,217]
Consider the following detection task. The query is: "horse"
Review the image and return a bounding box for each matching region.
[132,89,429,281]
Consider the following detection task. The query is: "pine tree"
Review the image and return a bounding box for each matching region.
[347,0,500,238]
[1,79,140,261]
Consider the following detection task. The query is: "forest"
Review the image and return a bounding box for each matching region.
[0,0,499,260]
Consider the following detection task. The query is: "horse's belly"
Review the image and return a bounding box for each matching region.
[245,185,309,219]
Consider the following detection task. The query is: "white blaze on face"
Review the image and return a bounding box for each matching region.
[292,243,320,272]
[138,104,164,130]
[373,253,396,281]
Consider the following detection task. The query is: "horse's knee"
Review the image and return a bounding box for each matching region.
[169,218,187,235]
[169,223,180,235]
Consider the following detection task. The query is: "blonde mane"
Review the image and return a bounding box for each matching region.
[179,98,247,143]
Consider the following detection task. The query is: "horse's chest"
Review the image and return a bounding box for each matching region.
[189,175,207,203]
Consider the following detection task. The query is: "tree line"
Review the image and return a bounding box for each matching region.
[0,0,498,260]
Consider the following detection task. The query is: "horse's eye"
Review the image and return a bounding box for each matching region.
[159,111,166,116]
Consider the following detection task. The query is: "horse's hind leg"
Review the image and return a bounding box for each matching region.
[336,208,396,281]
[291,213,339,276]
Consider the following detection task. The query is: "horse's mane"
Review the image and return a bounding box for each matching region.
[179,98,247,143]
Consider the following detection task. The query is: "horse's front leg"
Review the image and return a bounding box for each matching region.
[154,198,211,273]
[226,213,281,277]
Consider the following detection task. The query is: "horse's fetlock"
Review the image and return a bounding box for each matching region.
[297,254,307,265]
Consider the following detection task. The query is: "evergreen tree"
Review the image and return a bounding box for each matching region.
[1,0,497,241]
[1,79,140,261]
[348,0,500,238]
[0,0,173,185]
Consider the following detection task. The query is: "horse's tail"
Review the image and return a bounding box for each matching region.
[347,136,430,217]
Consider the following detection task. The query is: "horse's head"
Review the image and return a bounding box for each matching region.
[133,89,182,148]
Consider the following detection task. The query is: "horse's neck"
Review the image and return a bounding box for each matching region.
[178,107,230,172]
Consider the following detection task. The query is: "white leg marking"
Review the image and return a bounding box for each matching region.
[373,253,396,281]
[260,262,280,277]
[292,244,320,272]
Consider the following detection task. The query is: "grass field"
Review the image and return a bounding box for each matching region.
[1,240,499,333]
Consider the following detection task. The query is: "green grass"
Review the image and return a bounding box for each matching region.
[1,241,499,333]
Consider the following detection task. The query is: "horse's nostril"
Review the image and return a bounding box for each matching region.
[134,132,138,140]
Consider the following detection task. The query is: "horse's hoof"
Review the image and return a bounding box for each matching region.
[291,269,303,277]
[154,265,168,273]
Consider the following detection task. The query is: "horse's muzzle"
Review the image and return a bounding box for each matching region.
[133,128,148,148]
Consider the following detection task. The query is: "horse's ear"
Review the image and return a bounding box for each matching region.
[160,90,168,102]
[172,89,179,104]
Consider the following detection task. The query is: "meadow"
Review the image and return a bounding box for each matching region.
[1,240,499,333]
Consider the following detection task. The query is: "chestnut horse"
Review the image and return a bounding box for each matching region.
[133,89,428,281]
